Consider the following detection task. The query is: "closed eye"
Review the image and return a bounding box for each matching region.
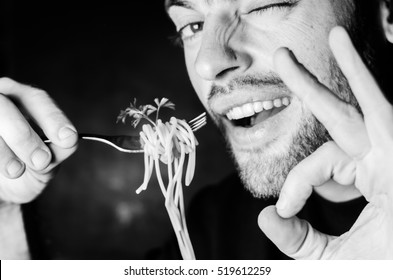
[249,1,296,14]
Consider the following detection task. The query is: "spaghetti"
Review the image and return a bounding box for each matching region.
[117,98,198,260]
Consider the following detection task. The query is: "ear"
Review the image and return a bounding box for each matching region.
[381,0,393,43]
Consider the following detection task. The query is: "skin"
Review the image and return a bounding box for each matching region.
[260,28,393,259]
[167,0,393,258]
[0,0,392,259]
[168,0,363,199]
[0,79,78,259]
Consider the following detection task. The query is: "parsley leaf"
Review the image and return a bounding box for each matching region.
[117,97,176,128]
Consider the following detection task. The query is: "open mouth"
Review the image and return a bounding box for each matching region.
[225,97,291,128]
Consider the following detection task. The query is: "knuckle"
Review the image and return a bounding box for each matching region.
[29,90,63,117]
[29,88,49,100]
[0,77,15,88]
[344,103,361,119]
[8,119,34,144]
[0,78,49,101]
[48,110,67,123]
[320,141,339,153]
[0,77,22,95]
[321,140,335,149]
[336,103,361,124]
[0,141,24,178]
[329,103,362,131]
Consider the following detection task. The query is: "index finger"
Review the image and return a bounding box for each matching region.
[273,48,370,159]
[329,26,391,118]
[0,78,78,148]
[329,26,393,143]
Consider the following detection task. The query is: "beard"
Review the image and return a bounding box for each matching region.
[230,111,330,199]
[209,57,358,199]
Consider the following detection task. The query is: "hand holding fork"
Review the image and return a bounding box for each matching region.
[0,77,207,205]
[43,112,207,153]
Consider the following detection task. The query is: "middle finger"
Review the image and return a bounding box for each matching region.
[0,94,52,171]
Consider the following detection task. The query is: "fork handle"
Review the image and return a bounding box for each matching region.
[42,133,143,153]
[42,133,121,142]
[41,133,101,143]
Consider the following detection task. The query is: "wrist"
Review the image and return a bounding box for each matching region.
[0,202,30,259]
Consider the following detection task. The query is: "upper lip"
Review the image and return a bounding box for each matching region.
[209,87,292,116]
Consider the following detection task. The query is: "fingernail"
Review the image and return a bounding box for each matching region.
[31,148,50,169]
[276,196,288,212]
[7,159,24,177]
[58,127,77,140]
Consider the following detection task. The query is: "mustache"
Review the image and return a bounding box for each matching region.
[208,73,288,101]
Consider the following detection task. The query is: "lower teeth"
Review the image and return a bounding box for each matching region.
[250,115,257,126]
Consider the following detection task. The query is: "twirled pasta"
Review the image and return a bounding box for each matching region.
[137,117,197,260]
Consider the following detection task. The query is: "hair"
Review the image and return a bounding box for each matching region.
[351,0,393,102]
[385,0,393,22]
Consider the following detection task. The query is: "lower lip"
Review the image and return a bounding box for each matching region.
[224,103,295,150]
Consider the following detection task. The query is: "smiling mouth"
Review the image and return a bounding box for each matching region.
[225,97,291,128]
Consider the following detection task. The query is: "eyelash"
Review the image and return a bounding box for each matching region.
[249,1,295,14]
[170,1,297,47]
[172,22,204,47]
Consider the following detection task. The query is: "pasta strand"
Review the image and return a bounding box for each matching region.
[136,118,197,260]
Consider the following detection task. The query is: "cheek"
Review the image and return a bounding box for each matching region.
[279,3,339,83]
[284,26,335,91]
[237,2,338,76]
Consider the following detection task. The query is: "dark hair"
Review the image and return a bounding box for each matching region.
[385,0,393,22]
[350,0,393,101]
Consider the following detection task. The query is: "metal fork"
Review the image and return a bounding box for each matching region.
[44,112,207,153]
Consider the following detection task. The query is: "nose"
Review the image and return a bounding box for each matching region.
[194,16,252,81]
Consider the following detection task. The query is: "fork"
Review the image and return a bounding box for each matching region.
[43,112,207,153]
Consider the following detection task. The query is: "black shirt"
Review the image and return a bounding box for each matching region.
[155,172,367,259]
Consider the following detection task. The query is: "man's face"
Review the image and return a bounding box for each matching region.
[167,0,357,198]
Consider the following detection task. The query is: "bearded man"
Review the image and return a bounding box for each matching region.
[1,0,393,259]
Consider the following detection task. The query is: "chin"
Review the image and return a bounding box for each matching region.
[224,110,331,199]
[231,137,295,199]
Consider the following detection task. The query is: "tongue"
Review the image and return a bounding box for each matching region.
[250,106,286,126]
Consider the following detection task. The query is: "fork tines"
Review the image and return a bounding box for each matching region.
[189,112,207,132]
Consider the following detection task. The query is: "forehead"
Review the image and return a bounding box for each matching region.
[165,0,359,23]
[165,0,237,11]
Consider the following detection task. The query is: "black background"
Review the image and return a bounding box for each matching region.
[0,0,235,259]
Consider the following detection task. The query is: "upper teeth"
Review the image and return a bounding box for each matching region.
[226,97,290,120]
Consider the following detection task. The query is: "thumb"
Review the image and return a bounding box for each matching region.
[258,206,335,259]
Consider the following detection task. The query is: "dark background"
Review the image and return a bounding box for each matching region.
[0,0,235,259]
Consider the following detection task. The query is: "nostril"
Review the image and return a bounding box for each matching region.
[216,66,240,79]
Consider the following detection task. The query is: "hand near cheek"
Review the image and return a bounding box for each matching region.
[258,26,393,259]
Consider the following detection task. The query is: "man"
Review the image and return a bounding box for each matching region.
[0,0,393,259]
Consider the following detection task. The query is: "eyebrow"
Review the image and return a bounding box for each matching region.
[165,0,193,12]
